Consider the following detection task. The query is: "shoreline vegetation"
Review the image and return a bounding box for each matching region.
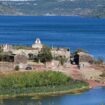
[0,87,89,100]
[0,71,89,99]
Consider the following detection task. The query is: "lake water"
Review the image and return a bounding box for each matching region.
[0,16,105,59]
[0,87,105,105]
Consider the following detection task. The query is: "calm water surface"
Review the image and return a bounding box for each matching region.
[0,16,105,58]
[0,87,105,105]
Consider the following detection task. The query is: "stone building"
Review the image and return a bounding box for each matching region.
[12,49,39,57]
[14,54,28,70]
[3,44,13,52]
[14,54,28,64]
[74,52,94,68]
[51,48,70,61]
[78,52,94,64]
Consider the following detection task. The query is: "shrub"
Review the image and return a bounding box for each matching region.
[0,71,88,95]
[0,71,88,89]
[100,71,105,77]
[15,65,19,71]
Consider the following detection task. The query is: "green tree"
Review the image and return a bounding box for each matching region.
[38,46,53,63]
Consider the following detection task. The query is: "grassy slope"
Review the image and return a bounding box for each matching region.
[0,71,89,98]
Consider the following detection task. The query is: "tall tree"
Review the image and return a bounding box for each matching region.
[38,46,53,63]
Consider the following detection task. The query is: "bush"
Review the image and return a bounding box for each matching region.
[15,65,19,71]
[100,71,105,77]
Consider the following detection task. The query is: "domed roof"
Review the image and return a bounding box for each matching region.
[32,38,43,49]
[35,38,41,44]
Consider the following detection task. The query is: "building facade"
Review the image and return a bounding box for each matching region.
[2,38,71,64]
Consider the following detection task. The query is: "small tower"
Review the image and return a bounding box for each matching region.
[32,38,43,49]
[3,44,13,52]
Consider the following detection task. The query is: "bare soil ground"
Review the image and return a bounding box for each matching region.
[54,64,105,88]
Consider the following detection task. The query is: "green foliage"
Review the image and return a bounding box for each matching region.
[15,65,19,71]
[38,46,53,63]
[34,55,39,62]
[0,71,70,89]
[0,71,88,95]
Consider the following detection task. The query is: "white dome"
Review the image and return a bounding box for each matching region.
[35,38,41,44]
[32,38,43,49]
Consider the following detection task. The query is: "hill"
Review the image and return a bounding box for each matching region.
[0,0,105,18]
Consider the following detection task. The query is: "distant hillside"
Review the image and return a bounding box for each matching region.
[0,0,105,18]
